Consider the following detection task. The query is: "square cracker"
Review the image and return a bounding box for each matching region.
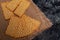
[14,1,30,17]
[6,14,41,38]
[7,0,22,11]
[1,2,14,20]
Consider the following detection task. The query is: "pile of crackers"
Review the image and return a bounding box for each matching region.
[1,0,41,38]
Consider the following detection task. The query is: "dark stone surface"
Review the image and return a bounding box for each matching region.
[33,0,60,40]
[33,0,60,24]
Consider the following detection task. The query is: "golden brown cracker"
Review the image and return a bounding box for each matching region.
[14,1,30,17]
[6,14,41,38]
[7,0,22,11]
[1,2,13,20]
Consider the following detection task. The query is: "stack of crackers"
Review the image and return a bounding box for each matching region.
[1,0,41,38]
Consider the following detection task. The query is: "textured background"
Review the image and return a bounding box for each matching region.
[33,0,60,40]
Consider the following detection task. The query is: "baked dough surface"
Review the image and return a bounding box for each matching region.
[6,15,40,38]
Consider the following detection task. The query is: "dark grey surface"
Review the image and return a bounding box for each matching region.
[33,0,60,40]
[33,0,60,24]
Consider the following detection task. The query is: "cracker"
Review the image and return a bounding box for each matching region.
[1,2,13,20]
[7,0,22,11]
[6,14,41,38]
[14,1,30,17]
